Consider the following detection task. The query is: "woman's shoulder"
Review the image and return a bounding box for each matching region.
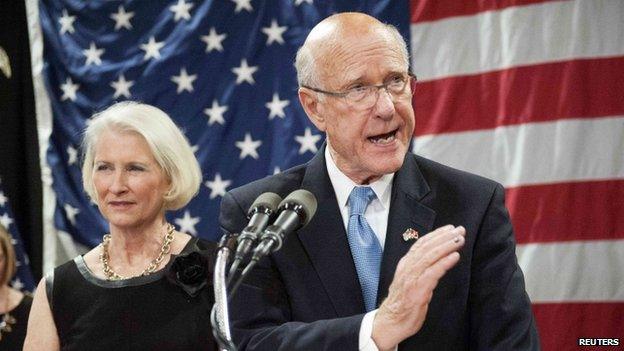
[51,254,83,278]
[81,245,102,272]
[47,245,101,277]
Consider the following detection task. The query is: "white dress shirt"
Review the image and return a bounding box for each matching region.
[324,146,395,351]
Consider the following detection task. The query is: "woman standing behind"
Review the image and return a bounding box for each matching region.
[25,102,217,350]
[0,224,32,350]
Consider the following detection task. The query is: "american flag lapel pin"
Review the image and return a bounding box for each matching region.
[402,228,419,242]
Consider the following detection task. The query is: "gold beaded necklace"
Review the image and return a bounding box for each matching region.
[99,223,175,281]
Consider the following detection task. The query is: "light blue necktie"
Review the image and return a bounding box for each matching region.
[347,186,383,312]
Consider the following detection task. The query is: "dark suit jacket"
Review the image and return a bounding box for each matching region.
[219,147,539,350]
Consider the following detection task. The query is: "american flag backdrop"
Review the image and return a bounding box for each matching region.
[25,0,623,350]
[0,178,36,291]
[410,0,624,349]
[29,0,408,265]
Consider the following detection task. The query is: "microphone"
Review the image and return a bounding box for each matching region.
[250,189,317,262]
[228,189,317,298]
[228,192,282,281]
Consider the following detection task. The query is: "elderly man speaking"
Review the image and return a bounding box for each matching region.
[220,12,539,351]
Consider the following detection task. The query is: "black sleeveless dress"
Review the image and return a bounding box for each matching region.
[47,237,217,351]
[0,293,33,350]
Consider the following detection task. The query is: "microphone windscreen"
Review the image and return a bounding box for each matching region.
[248,192,282,215]
[279,189,317,226]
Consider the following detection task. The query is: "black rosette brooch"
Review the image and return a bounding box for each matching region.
[166,249,212,297]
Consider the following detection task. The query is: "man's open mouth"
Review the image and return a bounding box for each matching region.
[368,129,398,145]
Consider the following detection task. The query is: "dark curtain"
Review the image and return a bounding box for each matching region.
[0,0,43,279]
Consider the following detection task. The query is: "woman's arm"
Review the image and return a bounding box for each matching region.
[23,278,60,351]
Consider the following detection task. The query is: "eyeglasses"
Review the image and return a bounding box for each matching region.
[302,73,417,109]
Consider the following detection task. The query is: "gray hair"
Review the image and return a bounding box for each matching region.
[294,22,410,88]
[81,101,202,210]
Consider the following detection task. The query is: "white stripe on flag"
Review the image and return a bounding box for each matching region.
[412,116,624,187]
[517,239,624,302]
[411,0,624,81]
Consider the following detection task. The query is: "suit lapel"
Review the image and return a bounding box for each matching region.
[297,145,366,317]
[377,154,437,304]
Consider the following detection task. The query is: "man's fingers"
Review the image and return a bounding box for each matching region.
[378,229,465,346]
[410,225,455,249]
[407,226,465,268]
[417,252,461,289]
[391,225,465,293]
[410,225,465,252]
[378,226,466,348]
[397,252,462,309]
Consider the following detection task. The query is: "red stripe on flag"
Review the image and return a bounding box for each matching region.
[532,302,624,351]
[410,0,561,23]
[413,57,624,136]
[506,180,624,244]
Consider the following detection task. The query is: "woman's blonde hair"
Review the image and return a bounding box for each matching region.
[81,101,202,210]
[0,224,16,286]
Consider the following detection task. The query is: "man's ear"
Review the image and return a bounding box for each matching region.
[298,88,326,131]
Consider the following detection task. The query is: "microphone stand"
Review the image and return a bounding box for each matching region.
[211,234,238,351]
[212,190,317,349]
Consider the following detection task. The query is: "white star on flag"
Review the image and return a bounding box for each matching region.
[236,133,262,159]
[295,127,322,154]
[110,6,134,30]
[140,37,166,61]
[0,213,13,230]
[174,210,201,235]
[59,9,76,34]
[265,93,290,119]
[201,28,227,53]
[67,146,78,165]
[231,0,253,13]
[191,144,199,154]
[205,173,232,199]
[60,77,79,101]
[171,68,197,94]
[232,59,258,85]
[273,167,281,175]
[64,203,80,226]
[170,0,194,22]
[110,74,134,98]
[0,191,7,207]
[294,0,313,5]
[204,100,228,126]
[262,20,287,45]
[83,42,105,66]
[11,278,24,290]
